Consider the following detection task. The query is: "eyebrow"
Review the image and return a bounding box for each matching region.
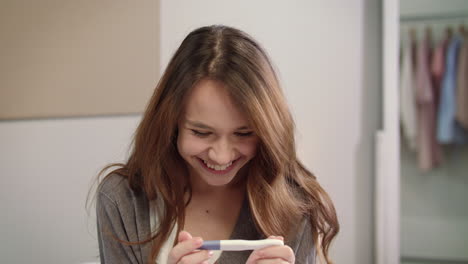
[186,120,251,130]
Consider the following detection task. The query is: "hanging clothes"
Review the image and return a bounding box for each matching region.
[456,32,468,131]
[431,29,452,111]
[400,29,418,151]
[415,28,439,171]
[429,30,452,167]
[437,35,467,144]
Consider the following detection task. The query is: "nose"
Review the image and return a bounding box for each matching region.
[208,137,234,165]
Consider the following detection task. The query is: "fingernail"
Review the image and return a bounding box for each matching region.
[278,236,284,241]
[194,237,203,246]
[208,251,214,257]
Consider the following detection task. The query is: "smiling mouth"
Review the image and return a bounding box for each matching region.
[197,157,239,174]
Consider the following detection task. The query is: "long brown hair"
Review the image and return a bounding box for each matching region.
[93,25,339,263]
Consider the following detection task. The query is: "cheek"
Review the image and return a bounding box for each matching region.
[177,133,207,156]
[238,138,259,157]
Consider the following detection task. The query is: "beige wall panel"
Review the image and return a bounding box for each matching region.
[0,0,160,120]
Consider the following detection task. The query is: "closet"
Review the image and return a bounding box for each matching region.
[399,8,468,264]
[377,1,468,264]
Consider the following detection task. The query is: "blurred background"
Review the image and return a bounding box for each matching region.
[0,0,466,263]
[399,1,468,263]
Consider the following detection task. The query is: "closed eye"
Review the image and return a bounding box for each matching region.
[235,131,254,137]
[190,129,212,137]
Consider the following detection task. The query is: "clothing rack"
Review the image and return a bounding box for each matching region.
[400,12,468,22]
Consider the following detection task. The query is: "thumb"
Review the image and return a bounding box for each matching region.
[178,230,193,243]
[267,235,284,241]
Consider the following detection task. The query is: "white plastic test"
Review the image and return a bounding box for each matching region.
[198,239,284,251]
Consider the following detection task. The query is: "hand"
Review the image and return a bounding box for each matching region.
[246,236,295,264]
[167,230,213,264]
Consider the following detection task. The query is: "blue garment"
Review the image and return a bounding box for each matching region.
[437,36,467,144]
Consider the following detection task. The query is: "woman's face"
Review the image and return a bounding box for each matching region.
[177,79,259,188]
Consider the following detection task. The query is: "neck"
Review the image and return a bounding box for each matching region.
[190,175,246,197]
[184,174,246,215]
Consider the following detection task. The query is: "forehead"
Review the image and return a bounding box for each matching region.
[182,79,249,129]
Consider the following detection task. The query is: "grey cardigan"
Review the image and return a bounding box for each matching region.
[97,174,316,263]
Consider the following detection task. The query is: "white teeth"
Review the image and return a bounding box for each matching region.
[203,160,233,171]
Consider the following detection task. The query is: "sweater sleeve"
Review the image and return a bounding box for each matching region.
[96,191,141,264]
[289,217,316,264]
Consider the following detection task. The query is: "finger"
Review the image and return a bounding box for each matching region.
[177,249,214,264]
[168,238,203,264]
[178,230,193,242]
[267,235,284,241]
[168,236,203,264]
[254,245,295,263]
[260,245,295,263]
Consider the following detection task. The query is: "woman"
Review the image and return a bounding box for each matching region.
[94,25,339,264]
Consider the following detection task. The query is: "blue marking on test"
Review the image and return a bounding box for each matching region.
[198,240,220,250]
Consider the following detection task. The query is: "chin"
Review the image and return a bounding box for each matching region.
[198,168,239,187]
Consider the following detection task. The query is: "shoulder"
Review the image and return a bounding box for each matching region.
[96,173,152,262]
[97,173,147,210]
[98,174,131,202]
[96,173,151,236]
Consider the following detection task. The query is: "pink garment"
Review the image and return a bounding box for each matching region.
[415,31,440,171]
[456,36,468,130]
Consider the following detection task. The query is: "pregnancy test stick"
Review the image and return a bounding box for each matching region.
[198,239,283,251]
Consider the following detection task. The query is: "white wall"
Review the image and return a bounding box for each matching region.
[0,0,382,263]
[0,116,140,263]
